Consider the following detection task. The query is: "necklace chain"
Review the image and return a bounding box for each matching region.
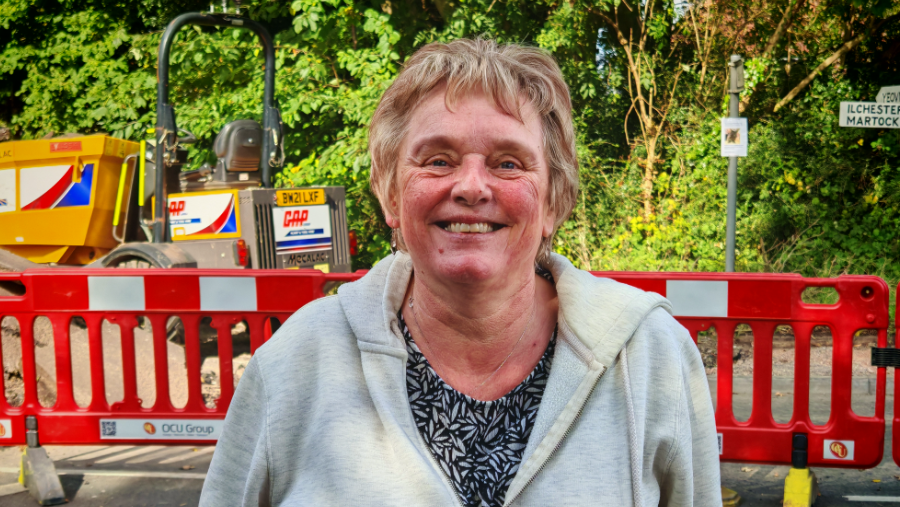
[407,289,536,396]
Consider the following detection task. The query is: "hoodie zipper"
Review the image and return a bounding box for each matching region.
[399,341,464,506]
[416,426,466,507]
[396,331,465,506]
[502,368,605,507]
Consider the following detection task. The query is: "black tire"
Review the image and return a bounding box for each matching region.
[105,253,185,343]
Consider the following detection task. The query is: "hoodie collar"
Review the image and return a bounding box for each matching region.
[544,253,672,368]
[338,251,672,368]
[338,251,413,350]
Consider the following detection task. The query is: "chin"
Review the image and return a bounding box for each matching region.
[431,255,503,284]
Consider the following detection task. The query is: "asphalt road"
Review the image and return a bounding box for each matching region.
[0,444,211,506]
[721,377,900,506]
[0,376,899,506]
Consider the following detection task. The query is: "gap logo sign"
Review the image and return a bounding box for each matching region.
[284,208,309,228]
[167,190,240,240]
[272,204,332,253]
[169,200,186,216]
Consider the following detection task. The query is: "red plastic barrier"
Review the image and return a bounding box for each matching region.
[0,268,362,446]
[892,284,900,467]
[0,269,889,470]
[598,272,889,468]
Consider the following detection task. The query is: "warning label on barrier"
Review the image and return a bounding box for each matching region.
[99,419,223,440]
[824,439,855,460]
[0,419,10,439]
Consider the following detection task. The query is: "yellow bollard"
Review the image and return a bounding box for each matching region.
[722,486,742,506]
[783,467,818,507]
[18,447,25,486]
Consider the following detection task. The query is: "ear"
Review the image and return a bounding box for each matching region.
[381,190,401,229]
[382,206,400,228]
[541,206,555,238]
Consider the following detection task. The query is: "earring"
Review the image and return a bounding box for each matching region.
[390,228,398,254]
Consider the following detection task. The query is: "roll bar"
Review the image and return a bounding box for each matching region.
[153,12,283,242]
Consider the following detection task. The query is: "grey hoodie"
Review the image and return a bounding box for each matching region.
[200,252,721,506]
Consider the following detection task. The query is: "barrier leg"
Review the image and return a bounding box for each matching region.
[721,486,742,506]
[18,416,66,506]
[783,434,818,507]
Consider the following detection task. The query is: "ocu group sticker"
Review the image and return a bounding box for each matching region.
[824,439,855,460]
[0,419,11,439]
[100,418,223,440]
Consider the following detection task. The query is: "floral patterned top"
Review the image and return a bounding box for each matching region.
[399,296,557,507]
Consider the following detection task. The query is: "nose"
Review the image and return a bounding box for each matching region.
[451,155,492,206]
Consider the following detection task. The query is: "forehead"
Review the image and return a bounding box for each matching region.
[403,87,543,151]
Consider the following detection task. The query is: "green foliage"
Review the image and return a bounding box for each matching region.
[1,0,899,281]
[274,2,405,264]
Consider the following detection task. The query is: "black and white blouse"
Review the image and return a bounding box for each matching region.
[399,275,557,507]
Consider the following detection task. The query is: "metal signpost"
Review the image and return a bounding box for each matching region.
[724,55,744,272]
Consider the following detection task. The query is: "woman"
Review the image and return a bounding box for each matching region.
[200,39,720,506]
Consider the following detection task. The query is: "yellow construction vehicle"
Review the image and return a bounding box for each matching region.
[0,10,353,273]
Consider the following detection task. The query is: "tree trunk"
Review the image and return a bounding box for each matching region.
[773,29,868,112]
[739,0,805,111]
[641,137,657,219]
[773,13,900,111]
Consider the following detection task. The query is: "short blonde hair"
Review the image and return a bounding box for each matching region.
[369,38,578,261]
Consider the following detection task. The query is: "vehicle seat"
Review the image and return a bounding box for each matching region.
[214,120,262,172]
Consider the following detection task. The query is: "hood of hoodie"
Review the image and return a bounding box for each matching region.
[339,251,671,366]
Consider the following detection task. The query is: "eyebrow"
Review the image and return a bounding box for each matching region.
[408,134,456,158]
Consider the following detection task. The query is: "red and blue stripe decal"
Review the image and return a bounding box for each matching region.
[276,237,332,252]
[22,164,93,210]
[189,197,237,236]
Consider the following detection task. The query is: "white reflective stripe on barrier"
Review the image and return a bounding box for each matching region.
[666,280,728,317]
[88,276,146,311]
[199,277,257,311]
[83,275,733,317]
[86,275,259,311]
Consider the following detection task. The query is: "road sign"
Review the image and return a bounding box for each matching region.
[839,102,900,129]
[877,86,900,103]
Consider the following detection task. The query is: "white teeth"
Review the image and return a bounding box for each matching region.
[445,222,493,233]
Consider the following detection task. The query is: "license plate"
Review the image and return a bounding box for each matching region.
[276,188,325,206]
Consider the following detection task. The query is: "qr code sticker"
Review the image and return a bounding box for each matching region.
[101,421,116,437]
[717,433,723,455]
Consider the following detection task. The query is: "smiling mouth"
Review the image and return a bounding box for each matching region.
[437,222,505,234]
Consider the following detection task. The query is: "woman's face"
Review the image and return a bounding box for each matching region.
[388,88,553,285]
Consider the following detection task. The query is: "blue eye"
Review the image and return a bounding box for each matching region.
[499,161,516,169]
[430,160,448,167]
